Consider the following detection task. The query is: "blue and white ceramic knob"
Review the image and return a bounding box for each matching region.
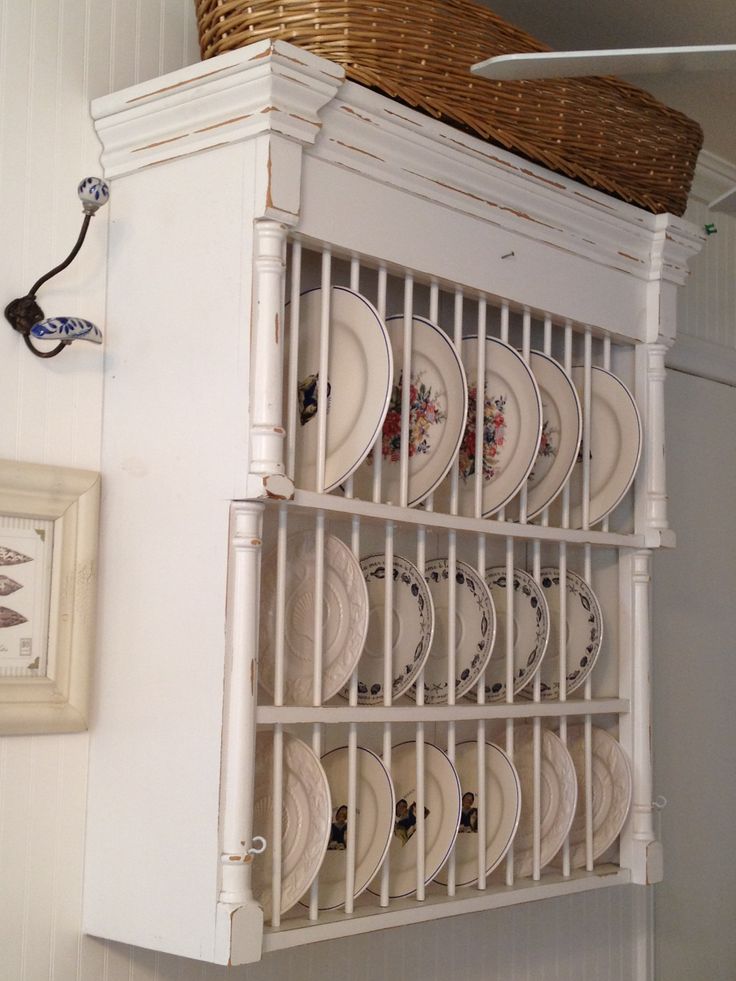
[77,177,110,215]
[30,316,103,345]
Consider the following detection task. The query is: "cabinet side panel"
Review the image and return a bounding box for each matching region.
[83,142,257,960]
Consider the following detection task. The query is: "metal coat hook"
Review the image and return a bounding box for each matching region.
[4,177,109,359]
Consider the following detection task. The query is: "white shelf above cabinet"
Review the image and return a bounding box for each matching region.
[84,39,703,967]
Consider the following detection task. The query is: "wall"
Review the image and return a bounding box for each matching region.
[0,2,730,979]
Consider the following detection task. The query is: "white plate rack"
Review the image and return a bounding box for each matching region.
[231,236,654,952]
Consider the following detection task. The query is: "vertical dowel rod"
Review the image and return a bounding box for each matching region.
[372,266,388,503]
[474,300,487,520]
[415,523,427,900]
[477,533,487,890]
[270,723,284,926]
[309,511,326,918]
[316,251,332,495]
[601,336,611,533]
[584,545,594,873]
[518,308,531,523]
[345,722,358,913]
[285,241,302,480]
[582,329,593,532]
[505,535,514,886]
[399,275,414,509]
[532,538,542,881]
[500,301,509,344]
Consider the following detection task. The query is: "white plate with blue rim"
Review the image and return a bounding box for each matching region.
[434,740,521,887]
[527,568,604,700]
[471,567,549,702]
[287,286,393,493]
[368,741,461,898]
[304,745,395,910]
[345,553,434,705]
[352,314,468,507]
[410,557,496,704]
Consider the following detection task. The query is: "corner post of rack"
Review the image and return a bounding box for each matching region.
[634,337,674,547]
[618,547,662,885]
[216,501,267,965]
[247,218,294,502]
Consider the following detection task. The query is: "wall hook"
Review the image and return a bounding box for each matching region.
[247,836,267,857]
[4,177,109,359]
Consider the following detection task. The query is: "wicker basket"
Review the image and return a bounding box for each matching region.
[195,0,702,216]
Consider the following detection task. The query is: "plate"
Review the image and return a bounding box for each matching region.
[346,553,434,704]
[287,286,393,493]
[563,725,632,868]
[473,567,549,701]
[409,558,495,704]
[506,351,582,521]
[506,725,578,877]
[306,746,396,910]
[550,366,642,528]
[368,741,461,898]
[435,336,541,517]
[259,531,369,705]
[352,315,468,507]
[252,731,331,918]
[529,568,604,700]
[434,740,521,886]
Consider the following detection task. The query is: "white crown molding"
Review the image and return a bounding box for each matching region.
[91,40,344,179]
[689,149,736,206]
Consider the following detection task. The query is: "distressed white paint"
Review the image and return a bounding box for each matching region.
[0,1,729,979]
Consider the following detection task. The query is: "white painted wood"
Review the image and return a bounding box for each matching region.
[471,45,736,82]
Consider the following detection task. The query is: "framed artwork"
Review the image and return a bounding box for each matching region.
[0,459,100,735]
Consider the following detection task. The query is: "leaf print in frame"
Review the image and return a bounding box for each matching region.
[0,545,33,566]
[0,607,27,628]
[0,576,22,597]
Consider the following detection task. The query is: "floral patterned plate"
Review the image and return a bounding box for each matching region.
[434,336,541,517]
[526,568,604,700]
[505,351,582,521]
[305,745,395,910]
[343,553,434,704]
[287,286,393,493]
[352,315,468,507]
[469,567,549,702]
[549,366,642,529]
[368,741,461,898]
[409,558,495,704]
[434,740,521,887]
[558,725,632,869]
[251,731,331,919]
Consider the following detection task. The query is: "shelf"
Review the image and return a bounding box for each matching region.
[265,491,645,550]
[262,865,630,952]
[256,699,628,724]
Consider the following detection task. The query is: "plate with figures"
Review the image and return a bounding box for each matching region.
[434,336,542,517]
[305,746,395,910]
[368,741,461,898]
[550,366,642,529]
[352,314,468,507]
[505,351,582,521]
[435,740,521,887]
[252,731,331,919]
[287,286,393,493]
[343,553,434,704]
[409,558,495,705]
[561,725,632,869]
[500,724,578,878]
[259,531,369,705]
[527,568,603,700]
[469,567,549,702]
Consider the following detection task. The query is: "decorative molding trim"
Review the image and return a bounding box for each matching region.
[689,150,736,206]
[91,40,344,179]
[667,331,736,387]
[0,459,100,735]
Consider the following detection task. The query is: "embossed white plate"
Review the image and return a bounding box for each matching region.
[305,746,395,910]
[345,553,434,704]
[434,740,521,887]
[529,568,604,700]
[474,567,549,701]
[287,286,393,493]
[562,725,632,868]
[435,336,542,517]
[259,531,369,705]
[506,351,582,521]
[353,315,468,507]
[409,558,495,704]
[504,725,578,877]
[550,365,642,528]
[252,731,331,918]
[368,741,461,898]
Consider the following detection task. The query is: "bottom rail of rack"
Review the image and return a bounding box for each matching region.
[261,865,629,953]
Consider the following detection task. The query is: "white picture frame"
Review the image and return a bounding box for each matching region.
[0,459,100,735]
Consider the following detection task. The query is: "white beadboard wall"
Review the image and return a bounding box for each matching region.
[0,3,731,980]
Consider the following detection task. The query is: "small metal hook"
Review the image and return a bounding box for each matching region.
[652,795,668,810]
[247,836,267,856]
